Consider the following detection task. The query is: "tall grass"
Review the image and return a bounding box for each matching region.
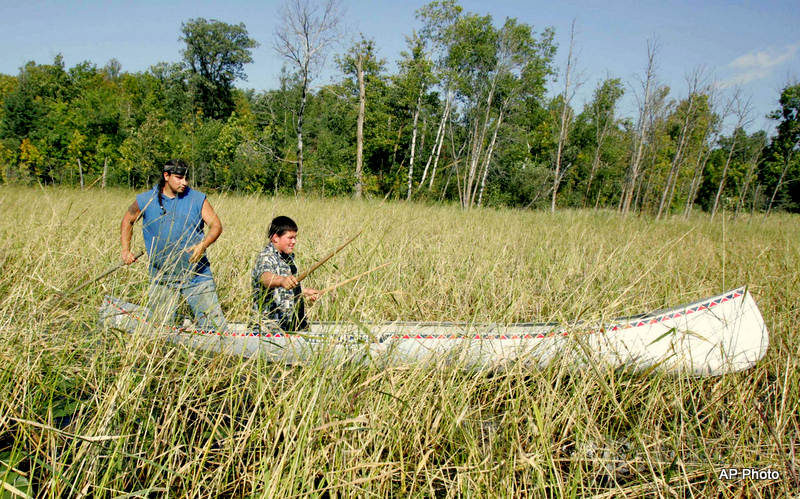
[0,185,797,497]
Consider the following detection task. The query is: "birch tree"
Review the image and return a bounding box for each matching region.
[416,1,461,192]
[395,32,434,200]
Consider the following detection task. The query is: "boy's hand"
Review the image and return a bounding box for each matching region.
[281,275,299,289]
[303,288,321,303]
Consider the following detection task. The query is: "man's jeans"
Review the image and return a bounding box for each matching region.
[148,278,228,331]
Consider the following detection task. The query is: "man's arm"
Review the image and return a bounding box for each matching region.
[120,201,140,264]
[188,198,223,263]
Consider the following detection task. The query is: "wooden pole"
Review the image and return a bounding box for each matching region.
[58,195,156,299]
[297,230,362,283]
[319,262,391,296]
[60,250,145,297]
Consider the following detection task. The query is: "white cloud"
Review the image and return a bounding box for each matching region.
[719,43,799,88]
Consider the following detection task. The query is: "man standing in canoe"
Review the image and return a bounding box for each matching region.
[120,159,228,331]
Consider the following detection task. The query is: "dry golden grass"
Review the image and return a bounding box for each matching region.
[0,185,797,497]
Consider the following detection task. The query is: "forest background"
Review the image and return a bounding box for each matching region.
[1,0,798,216]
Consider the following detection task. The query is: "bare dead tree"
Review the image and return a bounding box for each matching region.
[274,0,342,192]
[355,46,366,199]
[711,89,752,220]
[684,85,725,219]
[657,68,709,219]
[621,40,658,216]
[552,19,578,213]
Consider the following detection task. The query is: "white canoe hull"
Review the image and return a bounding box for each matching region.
[99,287,769,376]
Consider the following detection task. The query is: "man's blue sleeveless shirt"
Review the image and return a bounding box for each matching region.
[136,186,213,285]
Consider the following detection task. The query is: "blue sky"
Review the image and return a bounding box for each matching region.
[1,0,798,133]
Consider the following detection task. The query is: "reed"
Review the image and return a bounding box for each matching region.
[0,185,796,497]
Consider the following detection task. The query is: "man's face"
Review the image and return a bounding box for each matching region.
[271,230,297,255]
[164,172,188,194]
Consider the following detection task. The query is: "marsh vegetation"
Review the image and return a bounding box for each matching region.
[0,185,797,496]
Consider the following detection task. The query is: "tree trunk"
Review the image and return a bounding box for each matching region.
[296,71,309,193]
[354,53,366,199]
[710,134,739,220]
[477,107,505,207]
[766,148,795,215]
[77,158,84,189]
[583,123,609,208]
[552,20,576,213]
[424,93,452,190]
[102,157,108,189]
[462,75,499,209]
[684,128,717,219]
[407,90,422,200]
[657,94,696,219]
[735,143,764,217]
[683,150,709,219]
[622,42,657,215]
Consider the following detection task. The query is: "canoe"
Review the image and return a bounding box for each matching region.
[98,286,769,376]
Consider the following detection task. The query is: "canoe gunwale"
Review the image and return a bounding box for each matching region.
[101,286,749,339]
[98,286,769,376]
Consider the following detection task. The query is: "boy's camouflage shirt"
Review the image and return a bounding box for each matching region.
[251,242,300,329]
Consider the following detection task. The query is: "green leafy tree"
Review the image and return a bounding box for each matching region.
[119,113,177,187]
[761,83,800,213]
[181,18,258,120]
[418,1,556,208]
[572,77,624,207]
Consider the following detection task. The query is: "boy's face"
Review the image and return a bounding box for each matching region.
[271,230,297,254]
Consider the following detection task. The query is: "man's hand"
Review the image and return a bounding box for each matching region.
[121,250,138,265]
[187,243,207,263]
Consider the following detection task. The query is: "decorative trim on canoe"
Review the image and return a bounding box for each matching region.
[102,288,745,342]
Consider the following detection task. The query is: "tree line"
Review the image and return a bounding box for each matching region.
[1,0,798,215]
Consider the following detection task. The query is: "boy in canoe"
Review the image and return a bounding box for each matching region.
[251,216,320,332]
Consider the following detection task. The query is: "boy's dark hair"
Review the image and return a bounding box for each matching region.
[269,216,298,238]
